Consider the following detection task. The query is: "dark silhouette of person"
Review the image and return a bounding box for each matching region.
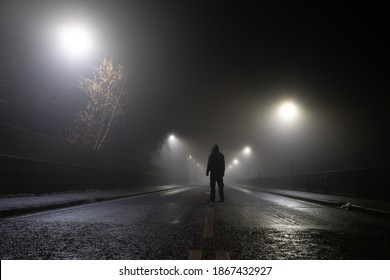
[206,144,225,202]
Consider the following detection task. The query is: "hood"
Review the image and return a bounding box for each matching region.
[211,144,219,153]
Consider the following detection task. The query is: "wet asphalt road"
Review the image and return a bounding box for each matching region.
[1,184,390,259]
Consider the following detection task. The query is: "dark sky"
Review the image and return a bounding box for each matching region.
[1,0,389,175]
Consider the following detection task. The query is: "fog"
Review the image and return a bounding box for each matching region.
[1,0,389,180]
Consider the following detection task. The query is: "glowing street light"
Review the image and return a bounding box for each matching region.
[278,101,298,123]
[233,159,239,165]
[168,134,176,142]
[277,100,300,183]
[242,146,252,178]
[243,146,251,155]
[57,23,93,139]
[57,23,93,83]
[58,24,93,57]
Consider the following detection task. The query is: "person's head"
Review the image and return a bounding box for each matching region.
[211,144,219,153]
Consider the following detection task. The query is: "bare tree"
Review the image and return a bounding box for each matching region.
[67,58,129,150]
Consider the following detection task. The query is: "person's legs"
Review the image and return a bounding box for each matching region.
[216,176,224,202]
[209,175,216,202]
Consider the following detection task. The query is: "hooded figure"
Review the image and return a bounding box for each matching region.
[206,144,225,202]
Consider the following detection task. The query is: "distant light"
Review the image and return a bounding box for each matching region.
[243,146,251,155]
[168,134,176,141]
[229,165,232,169]
[233,159,239,165]
[188,155,192,160]
[58,24,92,56]
[279,101,298,122]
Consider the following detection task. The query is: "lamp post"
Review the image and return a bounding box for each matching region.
[58,24,93,82]
[278,101,298,185]
[57,23,93,139]
[243,146,251,178]
[167,133,179,171]
[168,134,176,142]
[58,24,93,58]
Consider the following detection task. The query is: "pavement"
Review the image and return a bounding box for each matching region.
[1,183,389,218]
[0,185,182,218]
[235,183,390,217]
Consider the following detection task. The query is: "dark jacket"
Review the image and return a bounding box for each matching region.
[206,145,225,177]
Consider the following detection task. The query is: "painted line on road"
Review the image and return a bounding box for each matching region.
[188,250,202,260]
[203,206,214,238]
[216,250,230,260]
[188,205,214,260]
[201,205,232,259]
[189,205,231,260]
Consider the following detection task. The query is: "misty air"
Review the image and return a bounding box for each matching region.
[1,0,390,261]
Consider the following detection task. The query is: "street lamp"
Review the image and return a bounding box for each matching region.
[166,134,176,167]
[58,24,93,58]
[168,134,176,142]
[166,133,183,171]
[242,146,251,178]
[243,146,251,155]
[278,101,298,123]
[278,101,299,184]
[57,23,93,139]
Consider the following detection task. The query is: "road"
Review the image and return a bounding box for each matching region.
[1,184,390,259]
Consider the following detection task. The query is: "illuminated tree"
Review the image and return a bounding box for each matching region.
[67,58,129,150]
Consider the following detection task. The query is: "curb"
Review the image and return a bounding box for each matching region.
[347,204,390,218]
[0,186,179,218]
[235,184,390,218]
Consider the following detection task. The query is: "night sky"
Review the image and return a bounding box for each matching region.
[1,0,389,176]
